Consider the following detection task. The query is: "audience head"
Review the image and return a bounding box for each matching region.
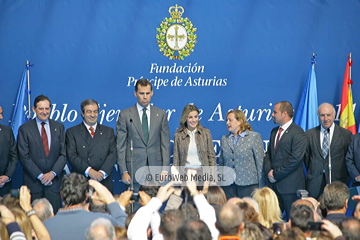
[277,227,306,240]
[205,186,227,206]
[60,173,89,207]
[289,204,314,233]
[339,217,360,240]
[0,207,32,240]
[236,201,259,223]
[176,219,212,240]
[180,202,199,220]
[85,218,116,240]
[240,222,263,240]
[252,187,283,228]
[89,196,108,213]
[216,203,244,236]
[31,198,54,221]
[159,209,185,240]
[323,181,349,211]
[242,196,259,213]
[292,199,315,210]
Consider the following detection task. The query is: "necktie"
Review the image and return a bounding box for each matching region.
[322,129,330,158]
[142,108,149,144]
[41,122,50,156]
[274,127,283,150]
[89,126,95,138]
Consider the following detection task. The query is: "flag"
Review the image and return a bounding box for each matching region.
[294,55,319,131]
[340,56,356,134]
[10,69,30,138]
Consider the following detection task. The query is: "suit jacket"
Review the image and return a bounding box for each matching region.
[264,122,306,194]
[305,124,351,198]
[65,123,116,191]
[17,119,66,193]
[0,124,17,195]
[219,130,265,187]
[173,126,216,167]
[116,105,170,182]
[346,133,360,182]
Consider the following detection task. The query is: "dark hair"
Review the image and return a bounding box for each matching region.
[237,201,259,223]
[176,219,212,240]
[205,186,227,206]
[180,202,199,220]
[89,198,108,213]
[277,101,294,118]
[135,78,152,91]
[159,210,185,240]
[80,99,99,113]
[290,204,314,232]
[323,181,350,211]
[33,94,51,108]
[60,173,89,206]
[278,227,306,240]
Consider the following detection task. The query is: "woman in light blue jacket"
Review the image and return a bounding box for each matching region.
[219,109,265,199]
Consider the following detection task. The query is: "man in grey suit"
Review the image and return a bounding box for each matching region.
[264,101,307,220]
[18,95,66,213]
[346,133,360,187]
[0,106,18,197]
[305,103,352,199]
[116,79,170,191]
[66,99,116,192]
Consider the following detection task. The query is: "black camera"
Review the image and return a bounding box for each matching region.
[130,192,139,201]
[307,222,323,231]
[10,189,20,198]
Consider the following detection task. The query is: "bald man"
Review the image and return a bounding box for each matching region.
[305,103,352,199]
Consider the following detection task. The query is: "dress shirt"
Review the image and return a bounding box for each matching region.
[275,119,293,142]
[186,128,202,168]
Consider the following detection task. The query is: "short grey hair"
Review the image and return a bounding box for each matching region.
[31,198,54,221]
[242,197,259,213]
[85,218,115,240]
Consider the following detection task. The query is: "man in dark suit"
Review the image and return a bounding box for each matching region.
[346,133,360,187]
[305,103,352,199]
[18,95,66,213]
[116,79,170,191]
[0,106,18,197]
[65,99,116,192]
[264,101,307,220]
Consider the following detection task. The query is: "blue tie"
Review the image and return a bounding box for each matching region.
[322,129,329,158]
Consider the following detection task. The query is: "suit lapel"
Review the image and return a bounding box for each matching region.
[78,123,92,146]
[330,125,340,153]
[274,123,292,154]
[225,134,235,152]
[29,119,46,156]
[130,105,146,144]
[314,126,323,158]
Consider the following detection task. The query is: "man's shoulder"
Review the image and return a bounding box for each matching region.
[97,124,115,133]
[49,119,64,127]
[305,126,320,135]
[0,124,12,132]
[335,124,352,136]
[150,105,166,114]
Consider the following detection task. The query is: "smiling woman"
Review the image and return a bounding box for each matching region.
[172,104,216,170]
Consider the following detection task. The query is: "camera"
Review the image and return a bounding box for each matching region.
[296,189,309,199]
[10,189,20,198]
[307,222,323,231]
[130,192,139,201]
[273,222,283,235]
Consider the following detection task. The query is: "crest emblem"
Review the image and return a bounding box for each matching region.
[156,4,197,60]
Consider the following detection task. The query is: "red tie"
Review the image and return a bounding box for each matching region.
[274,127,283,150]
[41,122,50,156]
[89,126,95,138]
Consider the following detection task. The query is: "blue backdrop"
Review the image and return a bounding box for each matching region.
[1,0,359,193]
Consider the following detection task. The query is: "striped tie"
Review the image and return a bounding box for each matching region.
[322,129,329,158]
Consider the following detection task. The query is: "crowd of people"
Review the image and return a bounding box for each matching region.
[1,78,360,239]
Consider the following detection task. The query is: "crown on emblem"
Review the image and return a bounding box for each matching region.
[168,4,184,19]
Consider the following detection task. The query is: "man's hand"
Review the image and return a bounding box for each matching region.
[267,170,276,183]
[89,169,104,181]
[156,181,175,203]
[122,172,131,185]
[139,191,152,206]
[89,179,115,205]
[0,175,9,187]
[40,172,55,185]
[117,190,133,207]
[352,195,360,202]
[0,205,15,225]
[355,175,360,182]
[19,186,33,213]
[321,219,343,239]
[159,171,168,183]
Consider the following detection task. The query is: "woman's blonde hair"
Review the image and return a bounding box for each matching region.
[0,207,33,240]
[226,109,252,135]
[252,187,283,229]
